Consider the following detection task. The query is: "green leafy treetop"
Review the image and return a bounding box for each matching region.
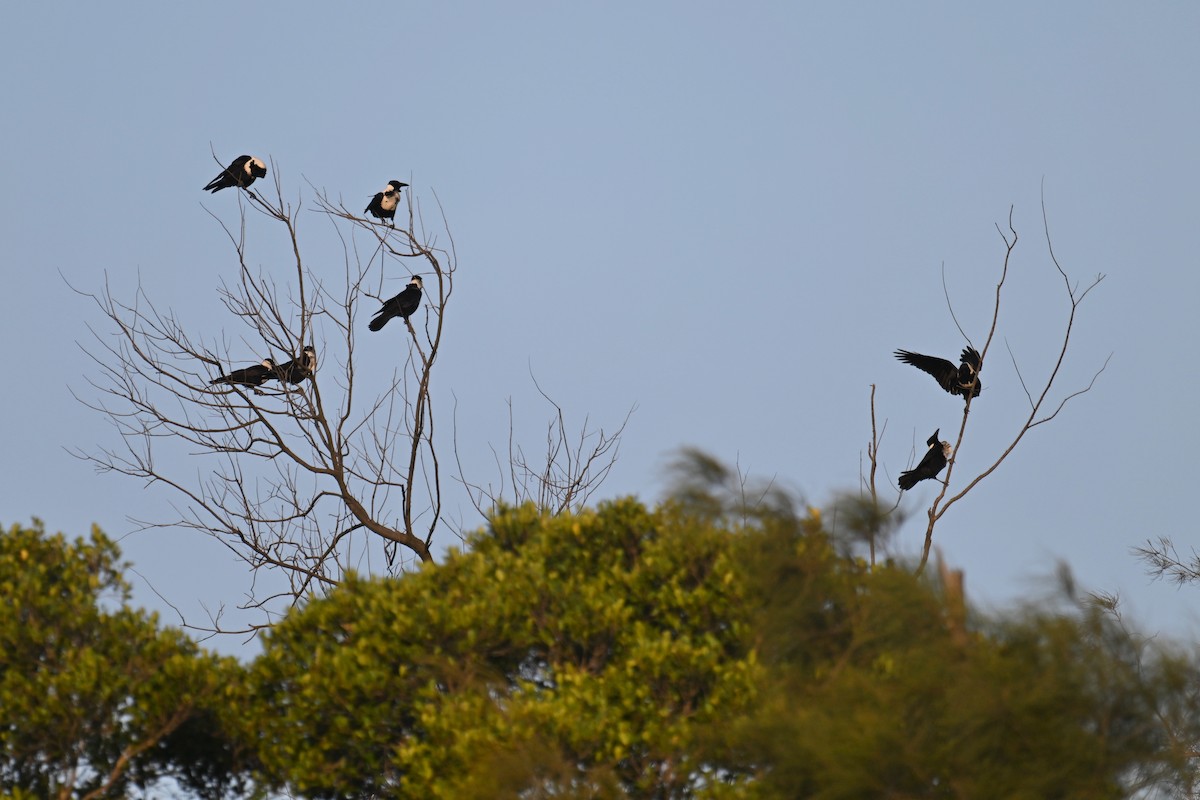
[245,498,758,798]
[0,520,250,800]
[7,478,1200,798]
[241,485,1200,799]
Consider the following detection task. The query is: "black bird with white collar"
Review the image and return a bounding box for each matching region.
[369,276,423,332]
[275,345,317,384]
[204,155,268,193]
[365,180,408,225]
[898,429,951,491]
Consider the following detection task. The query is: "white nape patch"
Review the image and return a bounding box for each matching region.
[411,276,423,288]
[261,359,274,368]
[942,443,952,458]
[250,157,266,173]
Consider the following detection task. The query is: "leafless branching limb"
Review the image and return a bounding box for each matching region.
[1134,537,1200,587]
[453,375,634,520]
[859,384,902,566]
[664,447,795,528]
[78,703,194,800]
[72,163,456,632]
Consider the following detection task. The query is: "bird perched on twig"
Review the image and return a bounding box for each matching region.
[274,345,317,384]
[894,347,982,399]
[365,180,408,225]
[369,276,423,332]
[203,155,267,193]
[898,429,951,491]
[210,358,276,392]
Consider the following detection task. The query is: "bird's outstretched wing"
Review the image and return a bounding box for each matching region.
[894,349,957,393]
[960,347,981,371]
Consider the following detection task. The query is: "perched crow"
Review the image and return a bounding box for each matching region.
[894,347,982,398]
[369,276,423,332]
[365,180,408,224]
[210,358,276,391]
[898,429,951,491]
[204,155,267,193]
[274,345,317,384]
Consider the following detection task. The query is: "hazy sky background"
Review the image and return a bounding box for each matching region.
[2,3,1197,654]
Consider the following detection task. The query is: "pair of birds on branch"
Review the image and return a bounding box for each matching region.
[893,346,983,491]
[211,346,317,392]
[203,156,409,226]
[209,272,423,391]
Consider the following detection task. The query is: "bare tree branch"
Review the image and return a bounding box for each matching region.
[1134,537,1200,586]
[453,377,634,521]
[79,703,194,800]
[941,261,972,348]
[73,164,456,632]
[860,384,902,566]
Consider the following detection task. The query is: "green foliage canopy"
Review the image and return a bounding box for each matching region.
[0,521,244,800]
[246,499,756,798]
[6,486,1199,799]
[244,492,1200,798]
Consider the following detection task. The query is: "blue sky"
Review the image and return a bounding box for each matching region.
[2,3,1197,653]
